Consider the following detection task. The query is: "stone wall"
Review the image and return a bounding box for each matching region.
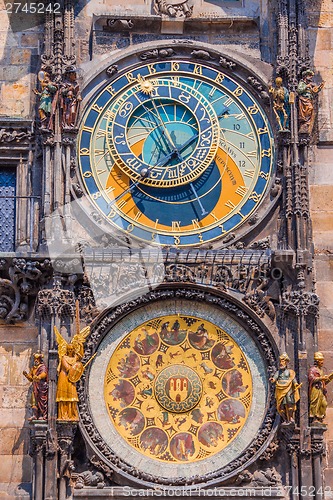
[0,0,42,118]
[307,0,333,494]
[0,324,38,499]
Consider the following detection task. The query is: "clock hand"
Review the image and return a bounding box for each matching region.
[150,99,178,154]
[189,182,208,217]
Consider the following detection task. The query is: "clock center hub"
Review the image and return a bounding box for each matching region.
[154,364,203,413]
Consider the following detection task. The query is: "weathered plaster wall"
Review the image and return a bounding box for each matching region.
[0,324,38,499]
[307,0,333,493]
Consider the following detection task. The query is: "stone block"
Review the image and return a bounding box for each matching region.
[20,32,40,47]
[1,386,29,409]
[318,331,333,352]
[10,345,33,386]
[0,325,38,343]
[309,162,333,186]
[318,308,333,331]
[0,427,30,455]
[327,441,333,468]
[326,409,333,441]
[310,186,333,212]
[312,212,333,232]
[0,345,11,385]
[312,232,333,252]
[10,48,31,65]
[317,282,333,310]
[315,256,333,281]
[0,455,32,483]
[0,408,27,429]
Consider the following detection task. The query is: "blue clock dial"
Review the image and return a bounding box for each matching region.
[78,60,275,247]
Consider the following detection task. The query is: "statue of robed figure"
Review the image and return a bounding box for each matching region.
[270,353,301,423]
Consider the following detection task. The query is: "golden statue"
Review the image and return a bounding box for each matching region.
[308,352,333,423]
[54,304,90,422]
[270,353,301,422]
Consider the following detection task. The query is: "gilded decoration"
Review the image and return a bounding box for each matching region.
[104,314,252,463]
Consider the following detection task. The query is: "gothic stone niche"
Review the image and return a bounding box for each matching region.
[78,289,278,488]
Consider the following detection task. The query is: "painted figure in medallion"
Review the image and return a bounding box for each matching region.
[308,352,333,423]
[297,70,324,133]
[269,77,290,130]
[54,319,90,422]
[188,323,214,350]
[270,353,301,422]
[23,351,48,421]
[33,71,57,129]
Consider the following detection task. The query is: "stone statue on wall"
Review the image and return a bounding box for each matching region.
[23,352,48,421]
[60,69,82,129]
[269,77,291,130]
[270,352,301,423]
[297,70,324,134]
[54,307,90,421]
[308,352,333,424]
[154,0,192,18]
[33,71,57,130]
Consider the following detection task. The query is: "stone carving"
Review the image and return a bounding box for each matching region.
[36,283,75,319]
[78,289,277,486]
[190,50,213,61]
[281,290,319,317]
[23,352,48,421]
[74,470,105,489]
[259,440,279,461]
[235,467,282,486]
[33,71,57,129]
[249,237,271,250]
[55,308,90,421]
[270,178,282,198]
[243,276,276,321]
[270,352,301,422]
[219,56,236,70]
[139,48,175,61]
[269,77,291,130]
[0,128,33,143]
[297,70,324,134]
[0,258,52,322]
[106,65,118,77]
[154,0,192,18]
[107,19,134,30]
[247,76,270,102]
[308,352,333,424]
[60,69,81,129]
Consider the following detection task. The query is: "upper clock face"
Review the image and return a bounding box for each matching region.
[78,60,274,247]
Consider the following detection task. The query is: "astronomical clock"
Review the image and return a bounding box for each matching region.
[75,47,279,490]
[78,58,275,247]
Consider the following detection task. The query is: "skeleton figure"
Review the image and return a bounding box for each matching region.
[269,77,290,130]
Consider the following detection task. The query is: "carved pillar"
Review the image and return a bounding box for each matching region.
[285,429,300,500]
[57,423,77,500]
[30,422,48,500]
[311,426,327,500]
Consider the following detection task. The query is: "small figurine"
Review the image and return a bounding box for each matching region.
[270,352,301,422]
[60,69,82,129]
[297,70,325,134]
[269,77,290,130]
[23,351,48,421]
[308,352,333,423]
[54,303,90,421]
[33,71,57,129]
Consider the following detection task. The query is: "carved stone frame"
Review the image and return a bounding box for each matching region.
[78,285,279,488]
[72,41,278,250]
